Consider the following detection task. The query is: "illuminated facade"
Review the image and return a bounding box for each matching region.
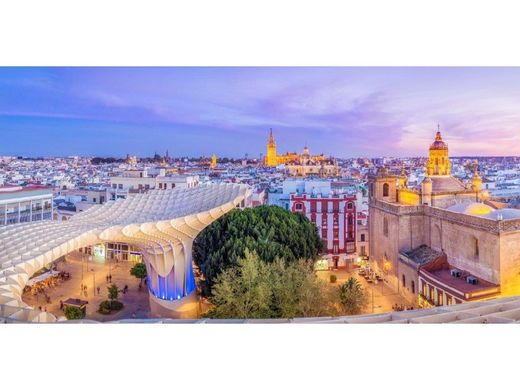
[291,193,357,269]
[264,128,327,166]
[0,184,251,322]
[369,128,520,308]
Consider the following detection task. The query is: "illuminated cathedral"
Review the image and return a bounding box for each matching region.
[369,127,520,309]
[264,128,326,167]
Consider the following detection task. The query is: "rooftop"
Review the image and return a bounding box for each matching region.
[403,244,443,265]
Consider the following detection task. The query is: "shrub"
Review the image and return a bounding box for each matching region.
[64,305,84,320]
[98,300,124,314]
[110,300,124,311]
[330,274,337,283]
[98,300,112,315]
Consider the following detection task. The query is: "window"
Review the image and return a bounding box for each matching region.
[360,246,366,256]
[310,202,316,213]
[474,238,479,258]
[383,217,388,237]
[348,215,353,226]
[383,183,389,197]
[411,281,415,294]
[402,274,406,288]
[93,198,97,203]
[118,184,123,189]
[347,202,353,209]
[333,230,339,239]
[360,233,365,242]
[295,203,303,211]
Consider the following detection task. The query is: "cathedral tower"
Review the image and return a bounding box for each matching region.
[265,128,278,167]
[426,127,451,176]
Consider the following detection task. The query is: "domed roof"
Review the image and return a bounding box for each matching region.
[447,202,494,216]
[430,131,448,150]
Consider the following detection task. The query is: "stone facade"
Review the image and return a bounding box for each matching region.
[368,130,520,307]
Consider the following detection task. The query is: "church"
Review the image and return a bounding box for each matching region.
[369,129,520,308]
[264,128,339,177]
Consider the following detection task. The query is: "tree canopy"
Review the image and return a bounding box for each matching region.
[64,306,84,320]
[130,262,147,281]
[193,205,323,295]
[338,277,369,315]
[205,250,337,319]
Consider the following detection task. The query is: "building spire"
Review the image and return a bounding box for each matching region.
[268,128,275,144]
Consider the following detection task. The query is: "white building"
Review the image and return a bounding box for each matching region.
[0,185,53,226]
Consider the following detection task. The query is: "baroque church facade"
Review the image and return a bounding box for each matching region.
[369,130,520,308]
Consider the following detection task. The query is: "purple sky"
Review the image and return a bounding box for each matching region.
[1,67,519,158]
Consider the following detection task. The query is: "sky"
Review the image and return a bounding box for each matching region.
[1,67,520,158]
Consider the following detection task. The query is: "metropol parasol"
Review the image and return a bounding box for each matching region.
[0,183,251,322]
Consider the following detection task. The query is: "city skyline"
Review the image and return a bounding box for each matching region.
[1,67,520,158]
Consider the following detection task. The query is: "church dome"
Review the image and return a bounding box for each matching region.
[430,131,448,150]
[447,202,494,216]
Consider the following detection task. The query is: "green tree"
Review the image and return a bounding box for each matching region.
[206,250,272,319]
[206,251,338,319]
[338,277,369,315]
[107,283,119,301]
[193,205,323,295]
[64,305,84,320]
[130,262,147,287]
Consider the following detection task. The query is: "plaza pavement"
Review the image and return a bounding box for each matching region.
[318,268,413,314]
[22,251,151,321]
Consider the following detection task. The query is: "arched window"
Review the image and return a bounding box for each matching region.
[383,183,389,197]
[383,217,388,237]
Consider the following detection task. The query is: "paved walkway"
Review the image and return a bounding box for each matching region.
[22,252,151,321]
[318,268,413,315]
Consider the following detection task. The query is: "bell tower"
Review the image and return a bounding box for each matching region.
[265,128,278,167]
[426,126,451,176]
